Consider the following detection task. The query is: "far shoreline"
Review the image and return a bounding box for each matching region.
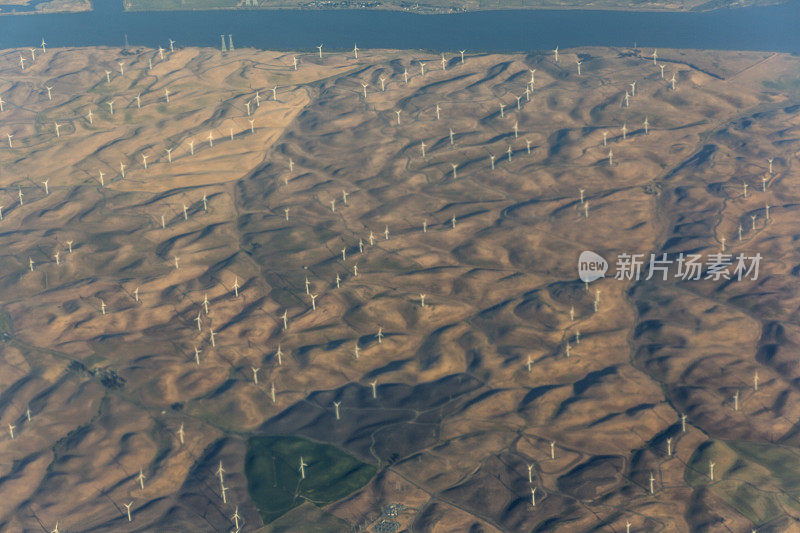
[0,0,790,15]
[0,0,91,16]
[120,0,788,15]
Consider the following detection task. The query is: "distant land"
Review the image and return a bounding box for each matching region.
[0,0,788,16]
[0,0,90,15]
[121,0,787,14]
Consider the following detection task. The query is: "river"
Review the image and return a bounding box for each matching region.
[0,0,798,54]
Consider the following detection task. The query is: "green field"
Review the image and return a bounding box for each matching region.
[245,435,377,524]
[685,439,800,526]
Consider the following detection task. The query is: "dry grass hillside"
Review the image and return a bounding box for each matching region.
[0,43,798,531]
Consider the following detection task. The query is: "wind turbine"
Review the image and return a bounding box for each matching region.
[216,460,225,484]
[317,43,323,58]
[232,506,241,530]
[123,501,133,522]
[553,46,559,62]
[353,43,359,59]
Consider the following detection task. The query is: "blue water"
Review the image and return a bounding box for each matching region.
[0,0,798,53]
